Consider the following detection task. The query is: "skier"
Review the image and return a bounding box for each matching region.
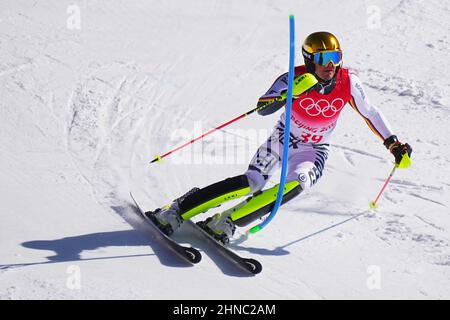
[146,31,413,245]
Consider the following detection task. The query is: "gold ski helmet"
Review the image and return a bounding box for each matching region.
[302,31,343,74]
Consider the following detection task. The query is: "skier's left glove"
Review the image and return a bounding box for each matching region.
[384,135,413,168]
[280,73,319,99]
[257,73,318,116]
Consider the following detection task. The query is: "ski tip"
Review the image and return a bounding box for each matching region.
[185,247,202,264]
[244,258,262,275]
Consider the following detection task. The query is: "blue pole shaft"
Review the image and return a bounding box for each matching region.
[249,15,295,234]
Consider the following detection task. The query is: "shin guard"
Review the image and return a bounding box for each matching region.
[179,175,251,220]
[230,180,302,227]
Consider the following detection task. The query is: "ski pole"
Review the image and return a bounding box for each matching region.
[369,165,396,209]
[149,105,264,164]
[369,153,411,209]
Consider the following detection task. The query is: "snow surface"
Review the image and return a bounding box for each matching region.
[1,0,449,299]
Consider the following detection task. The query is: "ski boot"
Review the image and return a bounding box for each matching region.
[145,187,200,236]
[197,213,236,245]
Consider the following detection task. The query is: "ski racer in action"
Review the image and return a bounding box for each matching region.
[146,31,413,245]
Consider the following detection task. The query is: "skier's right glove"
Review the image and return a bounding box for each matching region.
[384,135,413,168]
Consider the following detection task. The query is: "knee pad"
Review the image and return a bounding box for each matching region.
[287,164,323,190]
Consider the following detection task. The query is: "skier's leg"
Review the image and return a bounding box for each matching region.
[178,174,252,220]
[179,127,284,221]
[244,126,282,193]
[192,129,283,243]
[152,123,279,236]
[229,179,302,226]
[150,174,251,236]
[225,123,301,226]
[284,144,329,191]
[193,128,330,242]
[229,144,330,226]
[152,133,280,237]
[196,178,302,243]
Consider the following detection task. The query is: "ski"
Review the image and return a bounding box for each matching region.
[187,220,262,275]
[130,192,202,264]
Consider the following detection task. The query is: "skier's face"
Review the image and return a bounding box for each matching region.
[314,62,336,81]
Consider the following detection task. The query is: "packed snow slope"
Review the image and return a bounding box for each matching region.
[1,0,449,299]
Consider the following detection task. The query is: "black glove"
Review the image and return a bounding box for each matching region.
[384,135,413,165]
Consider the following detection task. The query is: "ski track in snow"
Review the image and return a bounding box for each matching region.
[66,61,164,208]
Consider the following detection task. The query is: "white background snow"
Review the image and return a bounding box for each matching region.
[1,0,449,299]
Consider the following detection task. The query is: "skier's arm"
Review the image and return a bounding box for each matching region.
[257,72,288,116]
[348,73,394,141]
[349,73,412,165]
[257,98,286,116]
[257,72,318,115]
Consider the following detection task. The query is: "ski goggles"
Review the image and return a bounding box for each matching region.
[313,50,342,67]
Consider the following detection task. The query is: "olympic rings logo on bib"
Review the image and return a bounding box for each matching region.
[298,98,345,118]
